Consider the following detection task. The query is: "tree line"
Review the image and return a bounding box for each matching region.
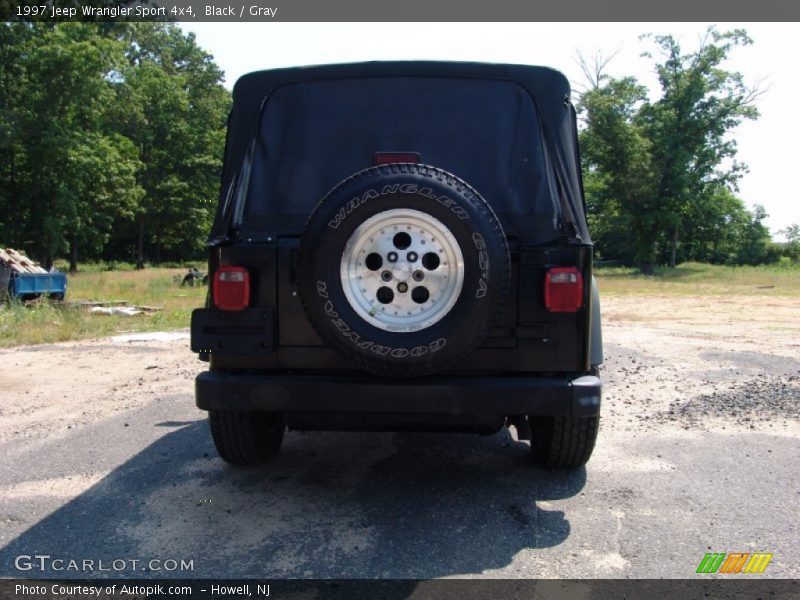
[0,22,230,271]
[1,24,796,273]
[578,28,796,272]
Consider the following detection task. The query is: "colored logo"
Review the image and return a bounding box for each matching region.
[696,552,773,574]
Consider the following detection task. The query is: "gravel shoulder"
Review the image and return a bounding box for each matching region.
[0,295,798,578]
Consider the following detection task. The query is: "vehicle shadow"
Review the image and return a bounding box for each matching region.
[0,419,586,579]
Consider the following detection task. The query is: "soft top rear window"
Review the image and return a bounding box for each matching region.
[241,76,557,238]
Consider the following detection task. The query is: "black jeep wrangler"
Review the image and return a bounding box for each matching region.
[191,61,603,469]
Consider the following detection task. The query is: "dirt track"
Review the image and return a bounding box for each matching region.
[0,295,798,578]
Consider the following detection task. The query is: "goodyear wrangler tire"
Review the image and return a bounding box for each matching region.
[299,164,510,378]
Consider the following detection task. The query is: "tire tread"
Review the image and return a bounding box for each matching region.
[531,415,599,468]
[209,409,284,466]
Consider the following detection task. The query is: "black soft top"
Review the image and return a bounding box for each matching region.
[210,61,591,246]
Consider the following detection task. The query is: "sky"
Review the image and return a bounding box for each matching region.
[181,22,798,240]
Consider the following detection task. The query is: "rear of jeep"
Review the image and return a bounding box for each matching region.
[191,62,602,469]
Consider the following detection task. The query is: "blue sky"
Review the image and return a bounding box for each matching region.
[182,23,798,239]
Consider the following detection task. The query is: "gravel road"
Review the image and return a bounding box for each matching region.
[0,294,798,579]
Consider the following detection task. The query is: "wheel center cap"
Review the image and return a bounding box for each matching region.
[392,261,412,281]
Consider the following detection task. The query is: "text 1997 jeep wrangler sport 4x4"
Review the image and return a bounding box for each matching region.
[191,61,603,469]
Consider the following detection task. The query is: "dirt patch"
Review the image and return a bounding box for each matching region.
[0,334,198,444]
[600,294,800,435]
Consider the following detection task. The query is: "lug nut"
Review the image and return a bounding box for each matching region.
[397,282,409,293]
[381,271,392,281]
[413,270,424,282]
[407,251,418,262]
[387,252,398,263]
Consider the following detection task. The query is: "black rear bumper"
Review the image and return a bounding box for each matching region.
[195,371,601,418]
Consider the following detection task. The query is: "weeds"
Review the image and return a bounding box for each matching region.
[0,267,206,348]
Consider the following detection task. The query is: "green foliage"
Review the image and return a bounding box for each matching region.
[0,23,230,270]
[781,224,800,263]
[733,204,777,265]
[579,77,656,264]
[115,24,230,264]
[579,27,769,271]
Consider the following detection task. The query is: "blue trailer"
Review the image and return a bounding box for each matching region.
[0,248,68,301]
[8,271,68,301]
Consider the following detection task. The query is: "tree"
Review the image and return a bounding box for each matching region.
[0,23,143,270]
[734,204,775,265]
[639,28,761,269]
[678,185,749,264]
[114,24,229,267]
[0,23,229,269]
[578,28,762,272]
[782,224,800,263]
[0,24,36,250]
[579,76,657,268]
[58,131,143,270]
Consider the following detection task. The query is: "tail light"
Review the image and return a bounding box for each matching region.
[545,267,583,312]
[213,266,250,311]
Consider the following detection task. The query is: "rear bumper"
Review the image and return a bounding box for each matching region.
[195,371,601,418]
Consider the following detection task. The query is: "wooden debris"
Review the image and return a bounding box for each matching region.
[0,248,48,274]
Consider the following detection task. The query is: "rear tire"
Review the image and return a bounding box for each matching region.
[530,415,599,468]
[208,409,285,466]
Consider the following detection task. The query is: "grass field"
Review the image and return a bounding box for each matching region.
[0,264,207,348]
[595,261,800,297]
[1,261,798,348]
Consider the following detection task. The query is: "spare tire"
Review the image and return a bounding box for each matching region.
[299,163,510,377]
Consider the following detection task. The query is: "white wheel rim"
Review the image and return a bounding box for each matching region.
[340,209,465,333]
